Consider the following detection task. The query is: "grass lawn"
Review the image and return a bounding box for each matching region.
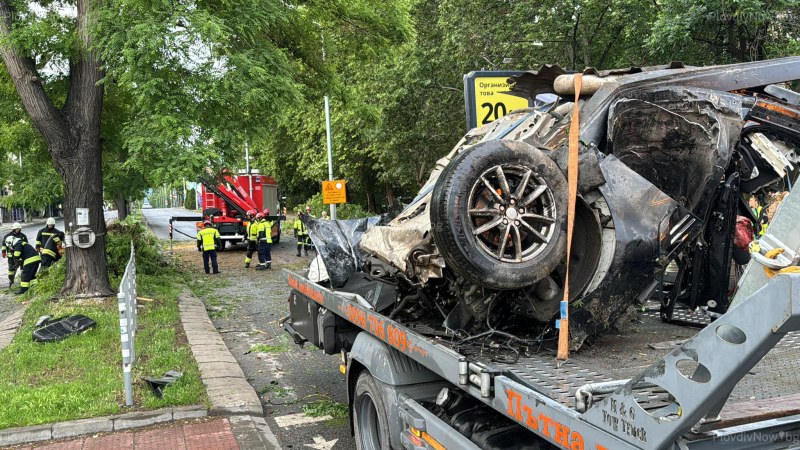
[0,262,206,429]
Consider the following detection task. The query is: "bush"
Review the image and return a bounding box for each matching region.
[106,217,168,278]
[298,193,369,219]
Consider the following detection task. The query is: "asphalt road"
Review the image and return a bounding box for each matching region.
[140,207,201,241]
[170,241,356,450]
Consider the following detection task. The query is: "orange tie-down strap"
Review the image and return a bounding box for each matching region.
[557,73,582,361]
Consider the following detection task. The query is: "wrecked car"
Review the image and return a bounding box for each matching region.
[305,57,800,350]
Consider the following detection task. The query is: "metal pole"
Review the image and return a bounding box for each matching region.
[325,95,336,220]
[320,27,337,220]
[245,141,253,201]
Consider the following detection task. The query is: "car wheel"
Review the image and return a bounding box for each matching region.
[431,140,568,290]
[353,372,391,450]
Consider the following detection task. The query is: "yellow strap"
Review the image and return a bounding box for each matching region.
[762,248,800,278]
[557,72,582,361]
[42,248,57,258]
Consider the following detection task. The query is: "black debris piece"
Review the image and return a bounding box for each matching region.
[142,370,184,398]
[32,315,97,343]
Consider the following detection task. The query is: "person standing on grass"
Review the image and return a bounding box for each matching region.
[196,221,221,274]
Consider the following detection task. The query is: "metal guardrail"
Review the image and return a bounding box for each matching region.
[118,241,138,406]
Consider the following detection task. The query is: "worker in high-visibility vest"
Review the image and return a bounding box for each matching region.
[294,206,313,256]
[40,232,65,268]
[244,209,258,268]
[196,221,221,274]
[9,236,40,295]
[2,223,27,286]
[35,217,61,251]
[256,209,274,270]
[749,196,769,237]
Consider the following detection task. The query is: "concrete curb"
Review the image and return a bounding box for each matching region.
[0,303,29,350]
[179,290,281,449]
[0,405,207,447]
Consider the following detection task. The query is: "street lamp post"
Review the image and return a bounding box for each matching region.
[320,27,336,220]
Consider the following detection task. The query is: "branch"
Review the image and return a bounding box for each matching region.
[435,83,461,93]
[64,0,104,129]
[0,0,68,145]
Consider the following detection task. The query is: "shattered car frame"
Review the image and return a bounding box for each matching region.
[306,57,800,350]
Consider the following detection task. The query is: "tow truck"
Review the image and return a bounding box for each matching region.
[169,171,285,250]
[281,58,800,450]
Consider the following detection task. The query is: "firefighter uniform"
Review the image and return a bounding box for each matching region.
[256,218,274,270]
[10,237,40,294]
[244,213,259,268]
[2,227,28,285]
[35,218,60,251]
[40,231,65,268]
[752,205,768,237]
[294,213,312,256]
[197,224,221,274]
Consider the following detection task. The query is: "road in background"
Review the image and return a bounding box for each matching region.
[140,207,200,241]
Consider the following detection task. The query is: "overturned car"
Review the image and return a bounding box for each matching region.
[306,57,800,350]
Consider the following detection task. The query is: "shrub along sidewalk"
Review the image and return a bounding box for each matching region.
[0,219,206,429]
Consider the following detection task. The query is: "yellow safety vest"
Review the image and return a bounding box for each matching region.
[294,218,307,235]
[247,221,259,240]
[197,227,220,251]
[259,220,273,243]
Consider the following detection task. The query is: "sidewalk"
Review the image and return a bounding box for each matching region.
[11,417,239,450]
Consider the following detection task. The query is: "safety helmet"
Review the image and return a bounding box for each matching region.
[247,209,256,217]
[12,222,21,230]
[255,212,264,219]
[263,208,270,216]
[203,220,212,227]
[10,237,21,247]
[47,217,56,226]
[305,206,312,212]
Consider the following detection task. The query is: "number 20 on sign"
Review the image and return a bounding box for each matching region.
[463,71,529,130]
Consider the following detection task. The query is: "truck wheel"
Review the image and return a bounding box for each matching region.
[431,140,568,290]
[353,372,391,450]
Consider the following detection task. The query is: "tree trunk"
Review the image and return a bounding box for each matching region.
[55,137,115,297]
[0,0,114,298]
[115,194,128,221]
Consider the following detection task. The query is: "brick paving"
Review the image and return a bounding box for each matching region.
[16,418,238,450]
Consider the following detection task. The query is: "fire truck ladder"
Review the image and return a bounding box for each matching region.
[198,175,249,217]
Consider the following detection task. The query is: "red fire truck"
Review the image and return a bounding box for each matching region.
[169,171,284,250]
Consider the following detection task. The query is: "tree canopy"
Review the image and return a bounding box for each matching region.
[1,0,798,220]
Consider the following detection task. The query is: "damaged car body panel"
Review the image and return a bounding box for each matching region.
[305,57,800,351]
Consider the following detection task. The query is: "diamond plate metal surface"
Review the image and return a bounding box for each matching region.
[461,306,800,415]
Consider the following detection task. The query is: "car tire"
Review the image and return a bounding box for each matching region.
[353,372,391,450]
[431,140,568,290]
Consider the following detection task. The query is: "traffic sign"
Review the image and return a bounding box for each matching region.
[322,180,347,205]
[463,71,529,130]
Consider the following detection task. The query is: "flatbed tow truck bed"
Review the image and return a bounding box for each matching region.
[285,268,800,450]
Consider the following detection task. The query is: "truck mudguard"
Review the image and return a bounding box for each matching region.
[349,332,441,386]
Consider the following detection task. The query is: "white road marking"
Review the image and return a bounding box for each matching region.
[305,435,338,450]
[274,413,333,428]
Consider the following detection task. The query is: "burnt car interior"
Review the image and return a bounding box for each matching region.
[302,57,800,360]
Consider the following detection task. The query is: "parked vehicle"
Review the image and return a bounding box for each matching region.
[168,170,284,248]
[283,57,800,450]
